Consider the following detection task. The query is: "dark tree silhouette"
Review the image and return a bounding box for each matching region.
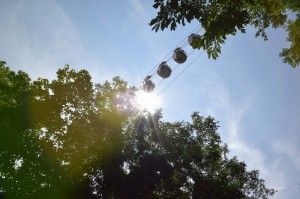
[0,61,275,198]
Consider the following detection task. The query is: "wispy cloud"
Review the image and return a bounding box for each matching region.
[273,140,300,171]
[0,0,112,82]
[199,73,296,198]
[202,75,267,169]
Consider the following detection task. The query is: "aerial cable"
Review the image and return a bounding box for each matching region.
[140,24,202,81]
[164,24,201,63]
[171,49,196,72]
[138,24,204,93]
[157,50,205,96]
[164,26,202,65]
[156,38,202,88]
[156,49,196,88]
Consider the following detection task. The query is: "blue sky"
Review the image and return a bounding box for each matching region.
[1,0,300,198]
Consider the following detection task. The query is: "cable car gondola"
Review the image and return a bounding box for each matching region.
[188,33,202,49]
[141,75,155,93]
[173,47,187,64]
[157,61,172,78]
[138,25,203,95]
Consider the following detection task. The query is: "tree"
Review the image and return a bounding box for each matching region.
[0,61,275,198]
[149,0,300,68]
[279,16,300,68]
[0,62,132,198]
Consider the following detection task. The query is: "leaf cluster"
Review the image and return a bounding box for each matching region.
[280,9,300,68]
[150,0,300,68]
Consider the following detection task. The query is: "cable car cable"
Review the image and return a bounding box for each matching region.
[139,25,201,82]
[156,49,196,87]
[137,25,203,92]
[157,50,205,96]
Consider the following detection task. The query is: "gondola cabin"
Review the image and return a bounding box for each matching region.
[157,61,172,78]
[141,76,155,93]
[188,33,202,49]
[173,48,187,64]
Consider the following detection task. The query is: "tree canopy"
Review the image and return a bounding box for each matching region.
[149,0,300,68]
[0,61,275,198]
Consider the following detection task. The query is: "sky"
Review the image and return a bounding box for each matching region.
[0,0,300,198]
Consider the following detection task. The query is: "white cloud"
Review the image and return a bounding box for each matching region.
[273,140,300,171]
[203,76,267,170]
[200,73,297,198]
[0,0,110,82]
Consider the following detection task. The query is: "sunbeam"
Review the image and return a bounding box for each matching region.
[135,91,161,114]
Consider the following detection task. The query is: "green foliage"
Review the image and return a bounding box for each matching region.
[0,62,132,198]
[284,0,300,11]
[0,62,275,198]
[280,17,300,68]
[150,0,300,68]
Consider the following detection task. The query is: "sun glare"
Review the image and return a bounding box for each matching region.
[135,91,161,113]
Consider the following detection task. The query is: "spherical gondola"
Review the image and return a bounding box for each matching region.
[157,61,172,78]
[188,33,202,49]
[173,47,187,64]
[141,75,155,93]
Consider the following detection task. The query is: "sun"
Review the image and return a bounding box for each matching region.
[135,91,162,113]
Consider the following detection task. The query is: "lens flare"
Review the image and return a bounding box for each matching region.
[135,91,161,113]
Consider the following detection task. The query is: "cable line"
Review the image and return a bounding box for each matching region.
[140,24,201,80]
[157,50,205,96]
[138,24,204,93]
